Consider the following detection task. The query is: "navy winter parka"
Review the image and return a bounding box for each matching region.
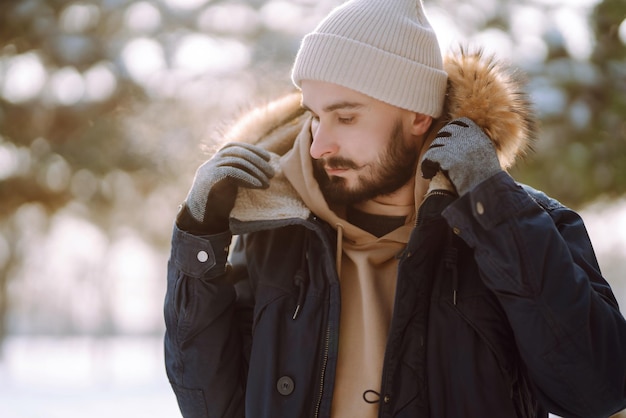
[164,172,626,417]
[164,51,626,417]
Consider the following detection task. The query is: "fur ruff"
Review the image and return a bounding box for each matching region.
[441,47,536,168]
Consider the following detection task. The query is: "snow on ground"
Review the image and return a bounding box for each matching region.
[0,336,182,418]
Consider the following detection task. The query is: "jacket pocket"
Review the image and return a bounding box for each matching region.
[172,273,198,342]
[251,284,294,335]
[167,268,236,344]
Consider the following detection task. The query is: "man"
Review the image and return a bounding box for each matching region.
[164,0,626,417]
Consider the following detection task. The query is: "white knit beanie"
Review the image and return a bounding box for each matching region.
[292,0,447,118]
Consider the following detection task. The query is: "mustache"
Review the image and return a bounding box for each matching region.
[316,156,363,170]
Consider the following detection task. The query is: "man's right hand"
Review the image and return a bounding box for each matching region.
[177,142,275,235]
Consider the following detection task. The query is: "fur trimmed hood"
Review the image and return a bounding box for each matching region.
[442,48,536,169]
[226,49,537,230]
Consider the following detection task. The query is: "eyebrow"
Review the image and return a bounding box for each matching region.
[301,101,365,113]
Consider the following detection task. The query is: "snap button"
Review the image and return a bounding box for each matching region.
[276,376,295,396]
[197,250,209,263]
[476,201,485,215]
[452,227,461,235]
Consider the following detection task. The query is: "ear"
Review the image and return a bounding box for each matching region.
[408,112,433,136]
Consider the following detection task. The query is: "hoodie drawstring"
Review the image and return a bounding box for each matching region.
[293,221,344,320]
[292,233,309,320]
[444,232,459,305]
[362,389,381,404]
[292,268,307,320]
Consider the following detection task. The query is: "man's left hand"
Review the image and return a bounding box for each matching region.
[421,117,502,196]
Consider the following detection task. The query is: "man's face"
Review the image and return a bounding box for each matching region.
[300,80,423,206]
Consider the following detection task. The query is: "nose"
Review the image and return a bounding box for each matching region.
[309,119,338,160]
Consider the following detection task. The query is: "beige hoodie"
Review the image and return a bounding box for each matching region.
[280,118,416,418]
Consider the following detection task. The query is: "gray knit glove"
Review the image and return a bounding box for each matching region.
[177,142,274,234]
[421,117,502,196]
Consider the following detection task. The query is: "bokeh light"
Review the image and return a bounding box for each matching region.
[1,53,47,104]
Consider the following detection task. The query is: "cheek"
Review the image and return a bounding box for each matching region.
[362,128,393,158]
[342,129,375,158]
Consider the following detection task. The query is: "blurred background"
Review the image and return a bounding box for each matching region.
[0,0,624,416]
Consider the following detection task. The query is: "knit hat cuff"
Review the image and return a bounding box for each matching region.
[292,33,448,118]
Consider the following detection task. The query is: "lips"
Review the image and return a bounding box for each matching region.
[316,157,360,177]
[325,166,349,175]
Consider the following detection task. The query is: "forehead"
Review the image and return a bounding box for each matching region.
[300,81,410,122]
[300,80,372,112]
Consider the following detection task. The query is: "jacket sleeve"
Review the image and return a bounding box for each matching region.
[442,171,626,418]
[164,225,249,418]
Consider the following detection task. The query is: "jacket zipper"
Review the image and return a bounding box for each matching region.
[310,215,336,418]
[314,325,331,418]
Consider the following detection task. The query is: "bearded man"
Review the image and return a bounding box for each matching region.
[164,0,626,417]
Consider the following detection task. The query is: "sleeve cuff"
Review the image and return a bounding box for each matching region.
[170,225,232,279]
[442,172,534,245]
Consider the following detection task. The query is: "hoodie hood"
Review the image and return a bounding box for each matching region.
[279,117,415,245]
[228,48,536,233]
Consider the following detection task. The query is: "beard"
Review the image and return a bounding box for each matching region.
[312,120,418,206]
